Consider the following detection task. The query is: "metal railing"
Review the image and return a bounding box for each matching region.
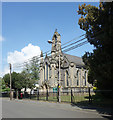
[2,88,112,108]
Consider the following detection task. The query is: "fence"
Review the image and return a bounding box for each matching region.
[27,87,94,104]
[1,91,10,97]
[2,88,112,107]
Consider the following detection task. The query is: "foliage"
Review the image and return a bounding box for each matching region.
[2,74,10,88]
[3,72,23,91]
[0,77,10,92]
[77,2,112,90]
[21,56,40,90]
[30,56,39,80]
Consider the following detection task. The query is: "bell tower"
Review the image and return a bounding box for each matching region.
[51,29,61,56]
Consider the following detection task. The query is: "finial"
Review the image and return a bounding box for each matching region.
[45,53,48,58]
[40,51,43,57]
[55,29,57,32]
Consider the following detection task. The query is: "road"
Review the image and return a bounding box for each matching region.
[2,98,109,119]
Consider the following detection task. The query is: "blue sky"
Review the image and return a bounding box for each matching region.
[1,2,99,76]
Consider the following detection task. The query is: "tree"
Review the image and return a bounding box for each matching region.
[0,77,10,93]
[77,2,112,90]
[21,56,40,92]
[30,56,39,81]
[3,72,24,98]
[2,73,10,88]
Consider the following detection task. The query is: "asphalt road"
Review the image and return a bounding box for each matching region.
[2,98,109,118]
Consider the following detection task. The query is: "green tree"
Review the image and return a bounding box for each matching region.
[3,72,25,98]
[0,77,10,93]
[2,73,10,88]
[30,56,39,81]
[77,2,112,90]
[21,56,39,92]
[3,72,24,90]
[20,70,30,92]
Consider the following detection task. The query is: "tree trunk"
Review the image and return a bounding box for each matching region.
[30,89,32,99]
[16,89,18,99]
[24,87,26,98]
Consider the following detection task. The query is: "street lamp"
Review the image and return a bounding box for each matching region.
[47,40,61,103]
[9,63,13,100]
[48,40,53,44]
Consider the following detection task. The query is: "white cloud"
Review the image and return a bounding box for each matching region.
[1,43,41,77]
[7,43,41,64]
[0,35,5,42]
[0,66,9,77]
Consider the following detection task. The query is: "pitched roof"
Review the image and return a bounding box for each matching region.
[63,53,85,67]
[45,53,85,67]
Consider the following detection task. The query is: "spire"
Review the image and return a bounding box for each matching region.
[40,51,43,57]
[45,53,48,58]
[40,51,43,65]
[54,29,60,36]
[51,29,61,54]
[55,29,57,33]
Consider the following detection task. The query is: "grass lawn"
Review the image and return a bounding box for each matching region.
[31,94,90,103]
[29,92,112,108]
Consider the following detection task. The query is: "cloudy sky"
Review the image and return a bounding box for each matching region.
[1,1,99,77]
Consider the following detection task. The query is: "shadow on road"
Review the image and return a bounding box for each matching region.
[71,101,112,120]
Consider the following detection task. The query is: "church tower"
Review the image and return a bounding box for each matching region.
[51,29,61,57]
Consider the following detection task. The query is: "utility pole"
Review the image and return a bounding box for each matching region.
[9,63,13,100]
[58,51,61,103]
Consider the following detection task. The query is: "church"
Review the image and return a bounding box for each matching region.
[39,30,91,91]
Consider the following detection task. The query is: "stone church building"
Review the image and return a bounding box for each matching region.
[39,30,91,91]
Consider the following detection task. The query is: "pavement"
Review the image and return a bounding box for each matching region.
[1,98,112,119]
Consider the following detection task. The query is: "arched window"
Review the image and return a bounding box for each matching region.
[48,65,50,80]
[46,63,48,81]
[58,71,59,81]
[77,70,79,86]
[84,71,87,86]
[55,35,57,47]
[66,71,68,86]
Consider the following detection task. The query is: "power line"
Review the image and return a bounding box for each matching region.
[13,36,88,69]
[63,40,88,53]
[11,29,104,72]
[15,33,85,66]
[13,30,102,69]
[13,34,86,68]
[13,40,88,70]
[62,30,104,53]
[61,34,85,46]
[62,37,86,50]
[13,40,87,69]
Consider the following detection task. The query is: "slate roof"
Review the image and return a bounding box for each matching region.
[63,53,85,67]
[45,53,85,67]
